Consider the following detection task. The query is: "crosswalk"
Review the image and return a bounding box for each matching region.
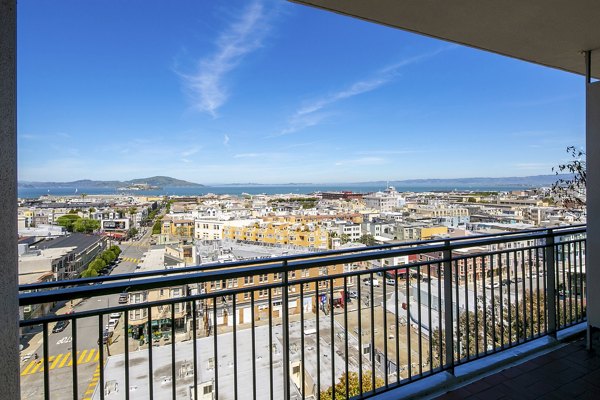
[82,364,101,400]
[20,349,99,376]
[121,257,141,263]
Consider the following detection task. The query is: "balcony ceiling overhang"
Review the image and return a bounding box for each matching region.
[290,0,600,79]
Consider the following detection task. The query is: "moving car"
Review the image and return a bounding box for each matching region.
[118,293,128,304]
[52,320,69,333]
[363,278,380,287]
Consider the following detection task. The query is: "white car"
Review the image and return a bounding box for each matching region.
[485,282,501,289]
[363,278,380,287]
[109,312,121,320]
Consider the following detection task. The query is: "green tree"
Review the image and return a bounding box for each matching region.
[340,233,350,244]
[88,259,106,272]
[109,245,121,256]
[73,218,100,233]
[552,146,586,208]
[101,250,116,264]
[128,227,139,238]
[152,219,162,235]
[80,268,98,278]
[56,214,81,232]
[358,234,376,246]
[320,371,384,400]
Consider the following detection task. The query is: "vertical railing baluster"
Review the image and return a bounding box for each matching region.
[251,291,256,400]
[330,278,335,399]
[357,275,362,394]
[428,262,433,372]
[545,229,557,338]
[514,250,520,343]
[300,283,305,400]
[316,281,321,398]
[213,300,219,400]
[171,304,176,400]
[417,265,422,375]
[282,261,290,400]
[233,295,238,400]
[370,271,375,391]
[268,288,273,400]
[382,265,388,387]
[43,322,50,400]
[499,253,504,349]
[473,257,479,357]
[437,262,443,367]
[147,306,153,400]
[454,260,460,361]
[71,318,78,400]
[507,251,512,346]
[464,259,470,359]
[482,256,488,355]
[99,314,105,400]
[406,266,412,378]
[490,255,496,351]
[192,300,197,400]
[395,268,400,380]
[344,276,349,398]
[124,310,130,400]
[443,240,454,374]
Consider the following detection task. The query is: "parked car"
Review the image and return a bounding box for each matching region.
[485,282,501,289]
[118,293,128,304]
[52,320,69,333]
[363,278,380,287]
[107,318,119,330]
[109,312,121,320]
[347,290,358,299]
[386,278,396,285]
[98,329,113,345]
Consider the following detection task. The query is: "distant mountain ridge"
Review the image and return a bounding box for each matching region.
[19,176,204,188]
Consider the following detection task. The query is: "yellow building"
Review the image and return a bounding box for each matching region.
[419,226,449,240]
[222,222,329,249]
[161,217,195,238]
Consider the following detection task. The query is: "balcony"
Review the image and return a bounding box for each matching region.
[19,226,587,399]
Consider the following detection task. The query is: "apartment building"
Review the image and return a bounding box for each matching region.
[127,248,188,340]
[222,221,329,249]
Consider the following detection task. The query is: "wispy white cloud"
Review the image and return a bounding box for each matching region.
[223,134,230,146]
[181,146,201,157]
[180,1,274,117]
[334,157,388,166]
[357,149,420,156]
[233,152,284,159]
[276,47,452,136]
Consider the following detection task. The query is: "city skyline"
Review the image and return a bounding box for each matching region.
[18,0,585,184]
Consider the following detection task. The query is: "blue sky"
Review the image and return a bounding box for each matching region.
[17,0,585,184]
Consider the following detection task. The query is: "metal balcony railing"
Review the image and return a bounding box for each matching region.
[19,225,586,400]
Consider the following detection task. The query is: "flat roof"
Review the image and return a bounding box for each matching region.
[35,233,103,252]
[291,0,600,78]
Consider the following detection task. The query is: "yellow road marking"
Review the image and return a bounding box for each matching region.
[93,351,100,362]
[21,360,37,375]
[49,354,63,370]
[77,349,88,364]
[59,353,71,368]
[85,349,96,363]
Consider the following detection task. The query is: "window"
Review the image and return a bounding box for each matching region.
[302,269,309,277]
[204,384,213,395]
[273,272,282,281]
[259,274,268,283]
[244,276,254,285]
[244,292,251,300]
[319,267,327,276]
[288,271,296,279]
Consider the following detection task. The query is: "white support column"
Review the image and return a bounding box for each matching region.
[0,0,20,398]
[586,51,600,336]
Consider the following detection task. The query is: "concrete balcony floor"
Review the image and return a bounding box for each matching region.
[434,334,600,400]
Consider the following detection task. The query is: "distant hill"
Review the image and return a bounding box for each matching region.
[360,174,574,188]
[18,176,204,188]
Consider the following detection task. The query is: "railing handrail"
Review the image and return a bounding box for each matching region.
[18,225,586,307]
[19,224,585,293]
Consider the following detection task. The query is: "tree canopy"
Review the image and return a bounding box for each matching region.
[320,371,384,400]
[73,218,100,233]
[56,214,81,232]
